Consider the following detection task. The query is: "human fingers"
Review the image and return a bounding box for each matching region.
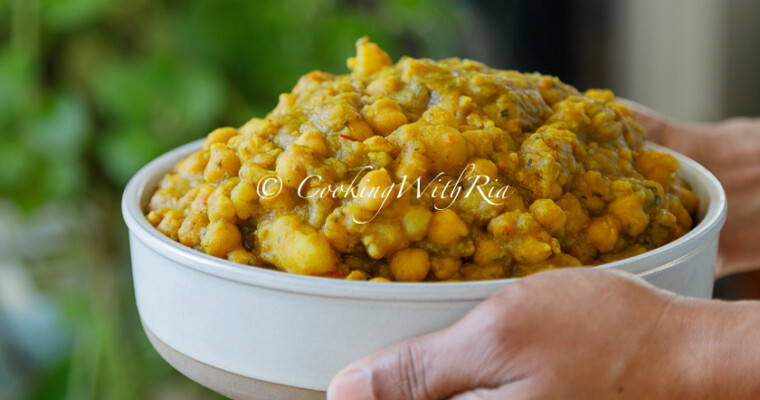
[326,326,510,400]
[617,99,671,144]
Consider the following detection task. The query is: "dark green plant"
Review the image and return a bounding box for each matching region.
[0,0,468,398]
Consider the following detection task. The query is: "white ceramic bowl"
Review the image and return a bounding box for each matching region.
[122,139,726,399]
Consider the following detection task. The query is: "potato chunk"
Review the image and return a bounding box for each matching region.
[257,215,337,275]
[529,199,567,236]
[587,214,621,253]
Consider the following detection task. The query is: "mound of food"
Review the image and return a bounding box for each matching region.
[146,38,697,281]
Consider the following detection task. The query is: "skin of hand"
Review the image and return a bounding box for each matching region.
[327,268,760,400]
[327,103,760,399]
[626,102,760,277]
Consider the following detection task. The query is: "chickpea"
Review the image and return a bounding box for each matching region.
[347,119,376,141]
[673,184,699,215]
[228,248,257,265]
[275,146,307,189]
[203,127,239,150]
[239,117,279,138]
[576,170,610,214]
[357,169,394,211]
[588,105,621,142]
[176,186,200,210]
[207,186,237,223]
[294,130,329,157]
[529,199,567,236]
[366,99,408,135]
[178,213,209,248]
[230,179,259,220]
[204,143,241,184]
[175,150,210,179]
[635,151,679,190]
[390,248,430,282]
[323,210,359,253]
[239,162,272,184]
[395,145,429,182]
[369,277,391,283]
[431,256,461,281]
[157,210,183,241]
[487,209,521,241]
[556,193,589,234]
[462,129,496,158]
[427,209,468,245]
[669,195,693,233]
[421,106,457,127]
[465,159,499,185]
[608,194,650,236]
[258,184,295,212]
[189,184,215,214]
[473,238,507,265]
[146,209,164,226]
[512,236,553,264]
[149,175,187,210]
[502,190,526,212]
[418,124,468,176]
[201,220,242,258]
[349,37,391,77]
[365,76,402,96]
[236,135,267,160]
[610,180,634,197]
[314,101,360,132]
[346,270,369,281]
[517,211,543,232]
[371,110,408,136]
[361,220,408,259]
[363,135,394,153]
[587,214,621,253]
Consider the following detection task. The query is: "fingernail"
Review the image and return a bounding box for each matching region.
[327,369,372,400]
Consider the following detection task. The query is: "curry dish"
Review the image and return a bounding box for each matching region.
[146,38,697,282]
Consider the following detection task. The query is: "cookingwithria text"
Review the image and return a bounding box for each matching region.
[255,163,514,224]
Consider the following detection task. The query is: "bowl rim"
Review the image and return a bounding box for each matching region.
[122,139,727,302]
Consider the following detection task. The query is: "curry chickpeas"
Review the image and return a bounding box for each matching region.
[146,37,697,281]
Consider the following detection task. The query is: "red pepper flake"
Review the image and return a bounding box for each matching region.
[332,270,348,278]
[339,134,358,141]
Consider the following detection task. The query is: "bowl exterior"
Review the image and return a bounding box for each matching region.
[130,231,476,390]
[130,229,719,392]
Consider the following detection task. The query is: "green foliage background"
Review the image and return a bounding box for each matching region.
[0,0,469,398]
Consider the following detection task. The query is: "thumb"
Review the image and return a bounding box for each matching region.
[326,318,507,400]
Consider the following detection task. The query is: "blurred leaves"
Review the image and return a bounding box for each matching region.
[1,0,468,197]
[0,0,468,398]
[92,57,224,183]
[41,0,113,31]
[0,87,89,208]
